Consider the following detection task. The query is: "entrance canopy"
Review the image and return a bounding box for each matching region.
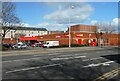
[19,36,38,41]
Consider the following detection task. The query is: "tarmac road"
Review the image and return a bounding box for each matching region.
[2,47,120,81]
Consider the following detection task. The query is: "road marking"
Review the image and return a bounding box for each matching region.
[2,50,49,57]
[59,54,81,57]
[6,63,64,73]
[59,54,73,57]
[83,53,88,54]
[108,73,118,79]
[3,57,42,63]
[93,67,120,81]
[33,55,42,56]
[107,51,112,52]
[96,52,101,53]
[47,53,61,55]
[51,56,86,61]
[33,53,62,56]
[83,61,114,68]
[82,57,103,61]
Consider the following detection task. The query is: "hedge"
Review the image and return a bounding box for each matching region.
[0,45,9,51]
[60,44,87,47]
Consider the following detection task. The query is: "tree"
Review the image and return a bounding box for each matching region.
[100,22,115,46]
[94,22,115,46]
[14,33,26,43]
[0,2,21,42]
[94,22,101,46]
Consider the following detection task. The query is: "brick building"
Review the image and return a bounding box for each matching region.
[38,32,119,46]
[38,24,119,46]
[2,24,120,46]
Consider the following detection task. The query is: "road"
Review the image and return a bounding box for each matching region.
[2,47,120,81]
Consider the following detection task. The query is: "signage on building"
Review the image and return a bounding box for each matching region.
[65,34,69,38]
[40,37,43,39]
[76,34,83,37]
[19,36,38,41]
[56,35,61,38]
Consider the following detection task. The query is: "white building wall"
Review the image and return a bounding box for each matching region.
[5,30,15,38]
[3,29,48,38]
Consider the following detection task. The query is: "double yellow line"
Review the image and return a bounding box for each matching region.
[93,67,120,81]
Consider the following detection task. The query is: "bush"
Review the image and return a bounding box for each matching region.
[60,44,69,47]
[60,44,87,47]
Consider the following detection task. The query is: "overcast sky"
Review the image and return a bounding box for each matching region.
[13,2,119,31]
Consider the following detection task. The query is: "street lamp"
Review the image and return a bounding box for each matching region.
[68,25,71,48]
[69,5,75,48]
[89,34,91,46]
[100,32,103,48]
[98,29,103,47]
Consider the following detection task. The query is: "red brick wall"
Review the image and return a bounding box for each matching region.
[38,33,120,46]
[2,33,120,46]
[2,38,17,44]
[70,24,97,32]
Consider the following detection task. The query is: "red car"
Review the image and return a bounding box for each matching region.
[31,43,43,47]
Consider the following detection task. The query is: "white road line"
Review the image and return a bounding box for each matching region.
[6,63,64,73]
[83,53,88,54]
[51,56,86,61]
[48,53,61,55]
[83,61,115,68]
[96,52,101,53]
[48,53,84,57]
[59,54,81,57]
[33,55,42,56]
[59,54,72,57]
[107,51,112,52]
[108,73,118,79]
[33,53,61,56]
[3,57,42,63]
[82,57,103,61]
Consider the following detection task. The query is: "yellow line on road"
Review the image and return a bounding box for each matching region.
[93,67,120,81]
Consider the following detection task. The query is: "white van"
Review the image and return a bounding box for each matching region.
[43,41,59,48]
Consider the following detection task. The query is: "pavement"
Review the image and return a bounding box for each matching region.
[1,46,118,57]
[2,46,120,80]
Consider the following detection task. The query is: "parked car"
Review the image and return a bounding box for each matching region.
[31,43,43,47]
[2,44,14,49]
[14,44,27,49]
[2,44,10,48]
[0,44,9,50]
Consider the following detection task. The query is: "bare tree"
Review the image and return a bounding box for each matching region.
[101,22,115,46]
[94,22,101,46]
[94,22,115,46]
[14,33,26,43]
[0,2,21,42]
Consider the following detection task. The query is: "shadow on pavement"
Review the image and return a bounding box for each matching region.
[101,54,120,64]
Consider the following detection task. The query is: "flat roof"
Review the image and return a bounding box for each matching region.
[2,26,47,31]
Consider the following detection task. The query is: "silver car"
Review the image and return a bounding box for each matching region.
[14,44,27,49]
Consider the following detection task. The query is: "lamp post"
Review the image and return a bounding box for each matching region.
[100,32,103,48]
[69,25,71,48]
[69,5,75,48]
[98,29,103,48]
[89,34,91,46]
